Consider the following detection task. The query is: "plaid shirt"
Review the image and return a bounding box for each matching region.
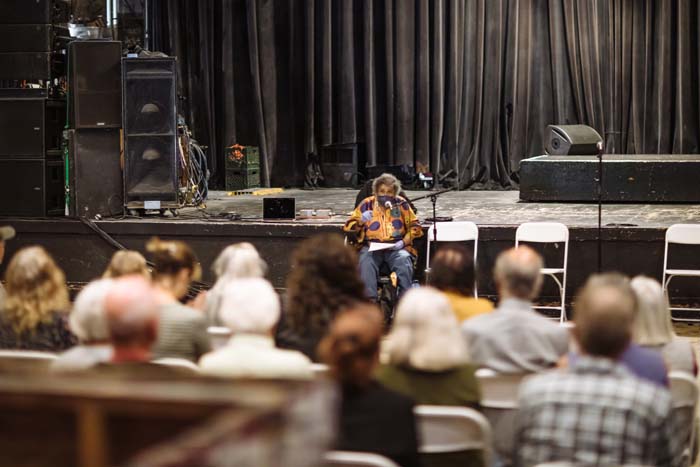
[514,355,684,467]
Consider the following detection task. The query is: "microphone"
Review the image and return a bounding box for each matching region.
[384,200,393,210]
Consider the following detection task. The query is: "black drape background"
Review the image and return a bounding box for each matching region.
[148,0,700,189]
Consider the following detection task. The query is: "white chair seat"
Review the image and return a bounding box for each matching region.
[541,268,565,275]
[323,451,399,467]
[665,269,700,277]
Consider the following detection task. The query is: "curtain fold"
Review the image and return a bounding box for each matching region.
[149,0,700,188]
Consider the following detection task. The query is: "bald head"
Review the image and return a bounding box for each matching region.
[494,246,543,300]
[104,276,159,347]
[574,273,637,359]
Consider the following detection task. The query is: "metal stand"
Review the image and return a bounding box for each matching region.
[407,187,456,242]
[596,145,604,272]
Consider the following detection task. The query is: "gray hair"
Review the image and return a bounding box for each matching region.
[630,276,675,346]
[384,287,468,371]
[212,243,267,279]
[372,173,401,196]
[69,279,113,342]
[218,278,280,334]
[494,246,543,300]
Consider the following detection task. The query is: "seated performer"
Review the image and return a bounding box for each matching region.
[344,173,423,301]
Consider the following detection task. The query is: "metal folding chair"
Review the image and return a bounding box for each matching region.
[323,451,400,467]
[662,224,700,322]
[425,221,480,297]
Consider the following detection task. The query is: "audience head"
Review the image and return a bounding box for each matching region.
[211,242,267,280]
[385,287,468,371]
[2,246,69,334]
[104,276,159,360]
[319,303,384,388]
[146,237,201,299]
[218,278,280,335]
[630,276,675,346]
[0,225,15,264]
[494,246,543,301]
[573,273,637,359]
[69,279,113,344]
[429,244,476,296]
[372,173,401,196]
[286,233,366,335]
[103,250,150,279]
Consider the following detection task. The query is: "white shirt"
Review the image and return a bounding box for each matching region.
[199,333,313,380]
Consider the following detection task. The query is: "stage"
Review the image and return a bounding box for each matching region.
[2,188,700,314]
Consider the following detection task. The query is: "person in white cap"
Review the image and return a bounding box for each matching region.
[0,225,15,308]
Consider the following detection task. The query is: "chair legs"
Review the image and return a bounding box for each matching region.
[532,273,567,322]
[664,274,700,323]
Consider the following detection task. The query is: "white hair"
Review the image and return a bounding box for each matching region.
[630,276,675,346]
[212,243,267,279]
[218,278,280,334]
[384,287,468,371]
[69,279,113,342]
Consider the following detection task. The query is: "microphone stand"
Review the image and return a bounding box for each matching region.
[596,143,604,273]
[407,186,456,242]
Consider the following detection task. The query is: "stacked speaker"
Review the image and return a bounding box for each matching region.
[68,40,124,218]
[0,0,54,81]
[122,57,179,210]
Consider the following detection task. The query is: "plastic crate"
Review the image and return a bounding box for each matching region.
[226,145,260,169]
[226,167,261,191]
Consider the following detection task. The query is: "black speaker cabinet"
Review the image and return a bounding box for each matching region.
[0,0,52,24]
[545,125,603,155]
[0,52,52,80]
[122,57,178,208]
[68,129,123,218]
[0,158,64,217]
[321,143,359,187]
[0,25,52,53]
[69,41,122,129]
[0,98,65,157]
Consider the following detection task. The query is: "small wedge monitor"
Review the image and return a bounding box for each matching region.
[263,198,296,220]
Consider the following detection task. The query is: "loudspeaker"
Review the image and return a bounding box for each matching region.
[545,125,603,155]
[0,98,65,157]
[0,0,52,24]
[122,57,178,208]
[320,143,359,187]
[69,41,122,129]
[0,25,52,53]
[68,129,123,218]
[0,158,64,217]
[0,52,52,80]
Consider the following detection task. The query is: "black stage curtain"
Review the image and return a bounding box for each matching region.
[148,0,700,188]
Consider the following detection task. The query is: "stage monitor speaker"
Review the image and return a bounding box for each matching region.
[0,158,64,217]
[68,129,123,218]
[0,0,52,24]
[0,25,52,53]
[320,143,359,187]
[69,41,122,129]
[122,57,178,208]
[0,98,65,157]
[0,52,52,80]
[545,125,603,155]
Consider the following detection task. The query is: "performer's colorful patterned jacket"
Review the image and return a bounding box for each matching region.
[343,195,423,256]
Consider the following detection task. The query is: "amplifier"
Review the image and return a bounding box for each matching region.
[0,25,52,53]
[0,158,64,217]
[0,98,65,157]
[0,52,53,80]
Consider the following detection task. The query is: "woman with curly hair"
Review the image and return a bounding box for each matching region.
[277,233,366,361]
[0,246,76,351]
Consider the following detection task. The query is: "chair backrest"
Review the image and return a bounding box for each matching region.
[476,368,529,409]
[666,224,700,245]
[207,326,232,350]
[669,371,698,453]
[414,404,491,464]
[152,358,200,374]
[534,464,653,467]
[323,451,400,467]
[425,221,479,278]
[0,350,57,373]
[515,222,569,244]
[310,363,330,377]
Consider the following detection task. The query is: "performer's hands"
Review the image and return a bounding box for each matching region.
[360,210,373,223]
[392,240,405,250]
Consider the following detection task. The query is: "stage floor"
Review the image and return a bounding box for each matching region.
[178,188,700,228]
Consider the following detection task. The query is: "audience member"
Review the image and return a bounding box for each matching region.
[515,274,684,467]
[631,275,697,375]
[429,244,494,321]
[103,250,150,279]
[146,238,210,362]
[319,303,420,467]
[277,233,366,361]
[52,279,113,371]
[0,246,76,351]
[344,173,423,301]
[0,225,15,308]
[199,278,312,379]
[203,242,267,325]
[104,276,159,363]
[462,246,568,372]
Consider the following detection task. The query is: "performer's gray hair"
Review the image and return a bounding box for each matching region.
[372,173,401,195]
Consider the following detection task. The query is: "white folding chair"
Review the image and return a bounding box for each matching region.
[0,350,57,372]
[323,451,399,467]
[515,222,569,322]
[152,358,200,374]
[310,363,330,377]
[662,224,700,322]
[414,405,491,467]
[669,371,699,466]
[207,326,232,350]
[425,221,480,297]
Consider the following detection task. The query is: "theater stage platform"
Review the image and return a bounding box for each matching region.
[2,189,700,309]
